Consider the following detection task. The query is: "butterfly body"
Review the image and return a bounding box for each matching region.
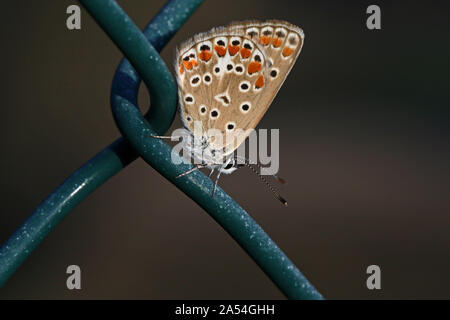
[168,20,304,202]
[176,127,237,174]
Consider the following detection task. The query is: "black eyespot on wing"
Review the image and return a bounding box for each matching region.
[200,106,206,113]
[232,40,240,46]
[289,37,297,45]
[241,104,249,111]
[214,67,220,73]
[247,31,257,37]
[189,53,195,58]
[227,64,233,71]
[276,31,285,37]
[244,43,252,50]
[200,44,210,51]
[227,123,234,130]
[270,70,277,77]
[204,75,211,82]
[254,55,261,62]
[217,40,225,46]
[185,96,193,102]
[263,30,271,36]
[183,56,190,61]
[240,83,249,90]
[191,77,200,84]
[219,95,229,104]
[211,110,219,118]
[235,66,243,72]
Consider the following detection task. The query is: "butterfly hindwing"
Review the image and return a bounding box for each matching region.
[176,20,304,155]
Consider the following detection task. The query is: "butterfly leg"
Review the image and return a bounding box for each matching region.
[175,164,206,179]
[147,134,182,140]
[211,170,223,197]
[208,168,215,177]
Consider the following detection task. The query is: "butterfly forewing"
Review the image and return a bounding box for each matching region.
[176,20,304,156]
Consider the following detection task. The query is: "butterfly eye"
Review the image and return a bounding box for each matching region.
[239,81,250,92]
[224,162,234,170]
[240,102,251,113]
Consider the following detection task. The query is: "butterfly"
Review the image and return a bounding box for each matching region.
[152,20,304,205]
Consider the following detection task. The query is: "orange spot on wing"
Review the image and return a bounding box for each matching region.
[198,50,212,62]
[282,47,294,57]
[260,36,271,45]
[228,45,240,56]
[214,45,227,57]
[272,38,283,48]
[255,74,265,88]
[191,59,198,67]
[183,60,193,70]
[248,62,262,74]
[240,48,251,59]
[179,64,184,75]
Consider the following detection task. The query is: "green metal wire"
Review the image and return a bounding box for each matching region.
[0,0,323,299]
[0,0,201,290]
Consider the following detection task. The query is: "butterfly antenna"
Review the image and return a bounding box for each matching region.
[273,174,287,185]
[235,156,288,206]
[235,156,287,185]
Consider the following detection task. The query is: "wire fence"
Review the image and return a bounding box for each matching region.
[0,0,323,300]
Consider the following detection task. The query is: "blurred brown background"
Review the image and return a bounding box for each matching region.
[0,0,449,299]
